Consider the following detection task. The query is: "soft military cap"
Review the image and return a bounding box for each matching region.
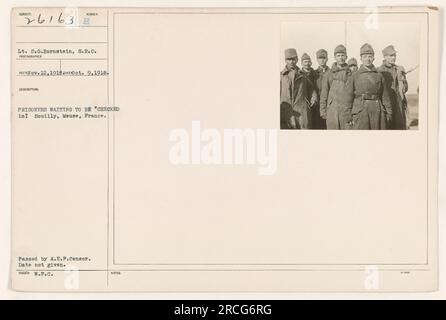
[316,49,328,58]
[382,45,397,56]
[347,57,358,66]
[284,48,298,59]
[301,53,311,61]
[334,44,347,55]
[360,43,375,55]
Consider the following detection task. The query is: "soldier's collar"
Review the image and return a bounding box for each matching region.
[281,65,300,75]
[382,60,396,68]
[331,62,348,72]
[359,64,378,73]
[318,65,329,72]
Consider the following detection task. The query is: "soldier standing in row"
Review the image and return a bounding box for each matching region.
[300,53,320,129]
[344,43,392,130]
[398,65,411,129]
[378,45,409,129]
[313,49,330,129]
[320,44,352,129]
[280,48,312,129]
[348,58,358,73]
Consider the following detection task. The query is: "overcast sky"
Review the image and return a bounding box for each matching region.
[281,21,420,94]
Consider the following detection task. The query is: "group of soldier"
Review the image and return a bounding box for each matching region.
[280,43,410,130]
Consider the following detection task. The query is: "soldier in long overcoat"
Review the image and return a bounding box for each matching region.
[348,58,358,73]
[313,49,330,129]
[320,44,352,129]
[301,53,319,129]
[344,43,392,130]
[377,45,409,129]
[280,48,312,129]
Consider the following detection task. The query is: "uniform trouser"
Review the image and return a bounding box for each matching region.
[392,103,409,130]
[352,99,386,130]
[311,103,326,129]
[289,109,311,129]
[326,105,347,130]
[280,103,293,129]
[280,102,311,129]
[298,105,312,129]
[404,102,411,129]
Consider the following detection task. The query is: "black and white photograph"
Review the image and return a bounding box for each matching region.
[280,21,420,130]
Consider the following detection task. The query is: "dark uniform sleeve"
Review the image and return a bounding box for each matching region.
[402,77,409,94]
[380,74,392,118]
[310,70,318,105]
[397,66,409,94]
[319,72,330,119]
[344,74,355,123]
[292,75,305,115]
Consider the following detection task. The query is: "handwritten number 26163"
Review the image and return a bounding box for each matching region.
[24,12,75,26]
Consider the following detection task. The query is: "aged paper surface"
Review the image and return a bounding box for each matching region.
[11,7,439,292]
